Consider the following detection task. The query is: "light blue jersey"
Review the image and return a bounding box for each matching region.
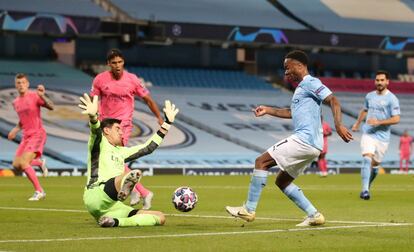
[291,75,332,151]
[362,90,400,142]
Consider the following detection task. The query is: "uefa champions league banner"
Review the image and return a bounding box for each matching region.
[162,22,414,52]
[0,10,100,35]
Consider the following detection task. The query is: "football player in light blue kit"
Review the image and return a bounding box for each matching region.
[352,70,400,200]
[226,50,353,226]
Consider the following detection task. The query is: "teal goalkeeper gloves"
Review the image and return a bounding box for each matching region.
[78,93,98,118]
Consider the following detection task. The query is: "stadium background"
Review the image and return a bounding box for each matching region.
[1,0,414,176]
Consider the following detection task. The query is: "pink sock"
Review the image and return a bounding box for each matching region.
[134,183,150,197]
[318,159,326,173]
[23,166,43,192]
[31,158,42,167]
[322,159,328,171]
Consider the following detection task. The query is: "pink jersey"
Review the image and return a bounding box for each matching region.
[322,122,332,153]
[400,135,412,156]
[12,91,46,136]
[90,70,149,126]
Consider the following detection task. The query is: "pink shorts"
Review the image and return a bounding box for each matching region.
[16,132,47,158]
[400,152,410,160]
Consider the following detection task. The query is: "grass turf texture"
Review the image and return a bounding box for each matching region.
[0,174,413,252]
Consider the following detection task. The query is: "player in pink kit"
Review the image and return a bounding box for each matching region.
[399,130,412,173]
[91,49,163,209]
[318,117,332,177]
[8,73,54,201]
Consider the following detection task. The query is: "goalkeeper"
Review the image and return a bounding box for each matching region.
[79,93,179,227]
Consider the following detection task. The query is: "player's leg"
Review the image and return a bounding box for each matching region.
[12,138,27,175]
[94,177,164,228]
[115,169,142,201]
[123,166,152,207]
[122,125,154,208]
[275,170,324,226]
[318,152,327,177]
[20,151,45,200]
[31,158,48,177]
[225,151,275,222]
[269,136,323,226]
[368,139,388,192]
[99,208,165,227]
[360,135,376,199]
[405,158,410,173]
[369,160,380,188]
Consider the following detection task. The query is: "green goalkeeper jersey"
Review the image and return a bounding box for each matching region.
[85,120,164,188]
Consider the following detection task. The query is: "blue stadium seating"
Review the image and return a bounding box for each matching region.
[111,0,305,29]
[0,0,111,17]
[129,67,276,90]
[278,0,414,36]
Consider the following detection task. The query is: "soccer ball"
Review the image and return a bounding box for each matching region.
[172,186,198,212]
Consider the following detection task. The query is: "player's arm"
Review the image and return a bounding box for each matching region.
[323,94,353,142]
[253,105,292,118]
[7,121,21,140]
[37,84,54,110]
[78,93,100,132]
[367,97,400,127]
[123,100,178,162]
[352,109,368,132]
[90,77,101,97]
[142,94,164,125]
[367,115,400,127]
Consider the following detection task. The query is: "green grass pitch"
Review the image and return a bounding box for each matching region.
[0,174,413,251]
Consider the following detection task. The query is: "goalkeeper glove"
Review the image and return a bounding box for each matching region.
[78,93,98,120]
[161,100,179,130]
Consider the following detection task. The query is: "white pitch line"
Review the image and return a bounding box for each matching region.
[0,223,411,244]
[0,206,411,226]
[0,206,85,213]
[168,213,411,226]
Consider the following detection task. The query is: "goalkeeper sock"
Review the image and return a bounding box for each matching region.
[361,156,372,192]
[117,214,161,227]
[283,183,317,217]
[245,169,268,212]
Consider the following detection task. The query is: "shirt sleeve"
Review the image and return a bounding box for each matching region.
[310,79,332,102]
[90,76,101,97]
[121,132,163,162]
[390,95,400,116]
[133,74,150,98]
[88,120,102,150]
[364,94,369,111]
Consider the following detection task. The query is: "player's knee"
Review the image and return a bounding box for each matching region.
[372,160,380,167]
[20,161,30,169]
[255,157,267,170]
[12,159,20,169]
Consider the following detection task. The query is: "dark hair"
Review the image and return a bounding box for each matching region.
[15,73,28,80]
[285,50,309,66]
[375,70,390,80]
[106,48,124,62]
[100,118,122,131]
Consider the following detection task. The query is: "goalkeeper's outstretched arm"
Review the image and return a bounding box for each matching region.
[123,100,179,162]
